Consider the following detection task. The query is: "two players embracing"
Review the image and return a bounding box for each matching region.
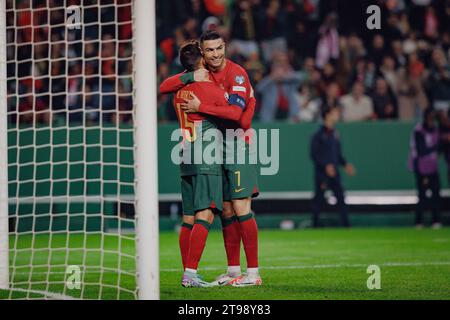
[159,31,261,287]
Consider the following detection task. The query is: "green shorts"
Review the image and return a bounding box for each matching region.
[222,164,259,201]
[181,174,223,216]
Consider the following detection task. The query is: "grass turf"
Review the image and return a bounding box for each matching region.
[1,227,450,299]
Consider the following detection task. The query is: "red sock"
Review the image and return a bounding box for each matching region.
[185,220,210,270]
[179,223,193,270]
[238,213,258,268]
[221,216,241,268]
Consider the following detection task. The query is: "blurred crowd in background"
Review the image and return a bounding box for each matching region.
[6,0,133,125]
[4,0,450,126]
[157,0,450,124]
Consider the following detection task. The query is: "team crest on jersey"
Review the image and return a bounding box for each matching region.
[235,75,245,85]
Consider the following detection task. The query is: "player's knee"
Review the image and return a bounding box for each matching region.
[182,215,195,225]
[195,208,213,223]
[221,201,234,219]
[232,198,251,216]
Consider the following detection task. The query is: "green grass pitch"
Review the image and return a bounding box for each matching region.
[1,227,450,300]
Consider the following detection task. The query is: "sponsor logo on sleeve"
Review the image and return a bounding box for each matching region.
[235,75,245,85]
[232,86,247,92]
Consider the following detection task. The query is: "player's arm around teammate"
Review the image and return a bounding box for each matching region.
[159,68,210,94]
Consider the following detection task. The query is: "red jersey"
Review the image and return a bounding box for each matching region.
[173,81,243,141]
[209,59,251,108]
[160,59,255,131]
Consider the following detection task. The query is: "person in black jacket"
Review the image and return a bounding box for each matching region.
[310,107,356,228]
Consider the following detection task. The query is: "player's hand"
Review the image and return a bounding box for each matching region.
[344,163,356,176]
[193,68,210,82]
[325,164,336,178]
[250,86,254,98]
[180,93,201,113]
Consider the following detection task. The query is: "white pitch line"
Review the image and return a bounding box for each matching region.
[4,261,449,299]
[2,287,78,300]
[160,261,450,272]
[10,261,450,276]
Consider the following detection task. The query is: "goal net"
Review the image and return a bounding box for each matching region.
[0,0,158,300]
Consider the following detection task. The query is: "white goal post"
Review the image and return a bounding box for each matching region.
[0,0,9,291]
[0,0,159,300]
[134,0,159,300]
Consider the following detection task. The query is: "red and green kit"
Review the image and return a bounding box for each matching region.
[162,59,260,201]
[173,81,246,215]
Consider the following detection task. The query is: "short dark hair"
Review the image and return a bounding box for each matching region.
[200,30,223,43]
[179,41,202,72]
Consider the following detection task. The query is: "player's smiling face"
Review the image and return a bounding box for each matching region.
[201,39,226,71]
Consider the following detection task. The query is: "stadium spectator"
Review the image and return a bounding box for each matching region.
[244,51,266,85]
[349,58,376,93]
[442,1,450,33]
[228,0,260,59]
[340,81,374,122]
[317,82,342,113]
[18,91,50,125]
[85,84,100,125]
[298,57,321,98]
[157,62,176,123]
[408,107,442,229]
[315,12,339,69]
[370,34,387,70]
[424,7,439,41]
[117,60,134,124]
[371,78,398,120]
[396,53,429,120]
[441,31,450,58]
[288,21,317,70]
[259,0,289,63]
[410,0,431,33]
[100,34,118,123]
[256,52,303,122]
[391,40,408,68]
[310,106,356,228]
[337,35,367,90]
[384,14,405,44]
[429,48,450,111]
[403,31,419,55]
[317,62,338,96]
[297,85,320,122]
[379,55,400,94]
[67,62,84,123]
